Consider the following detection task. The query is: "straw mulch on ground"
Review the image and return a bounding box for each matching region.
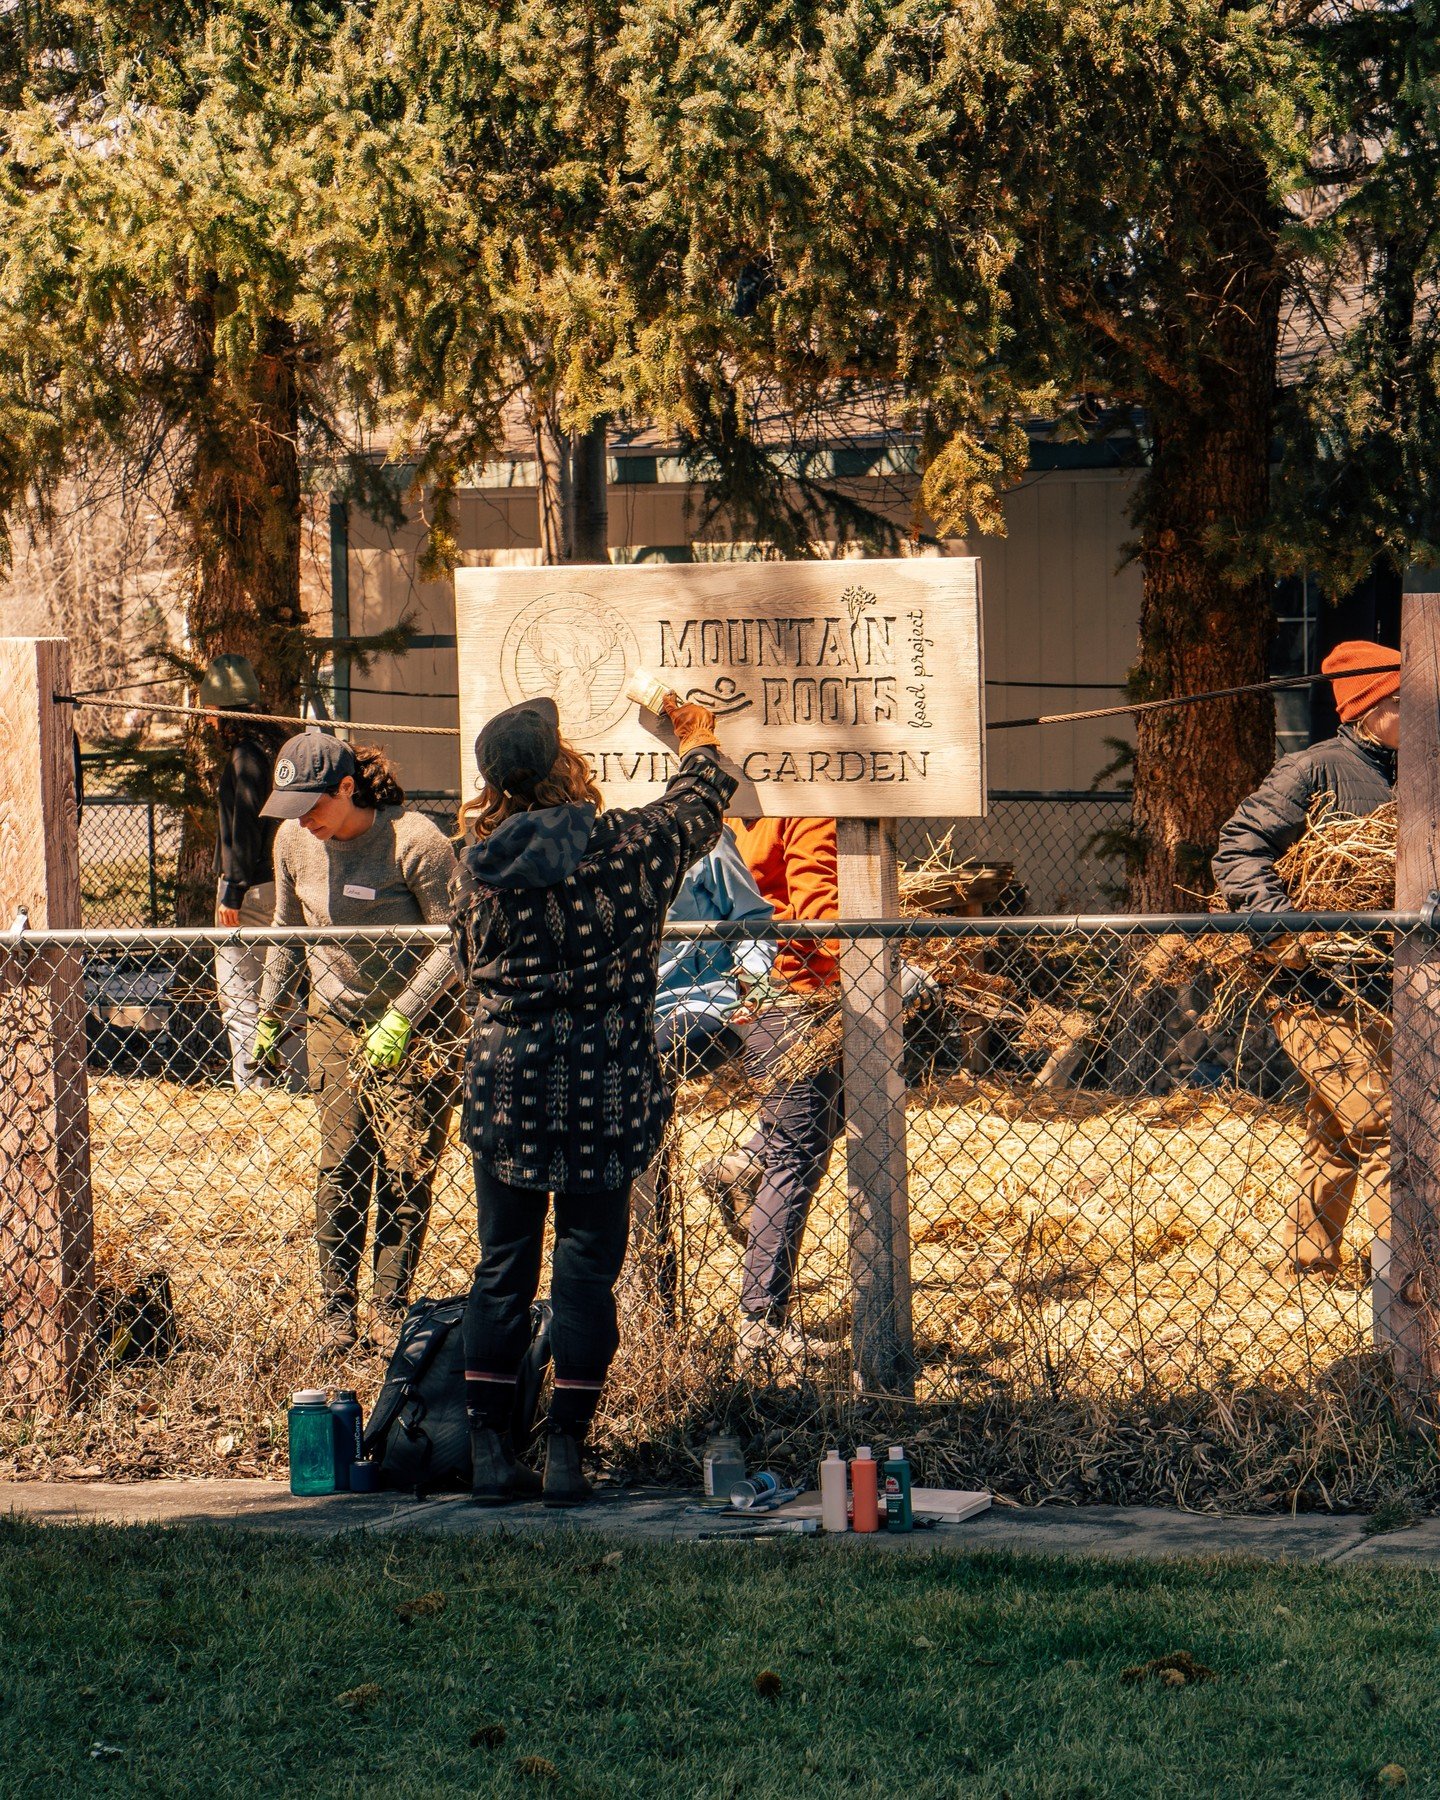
[2,1057,1392,1510]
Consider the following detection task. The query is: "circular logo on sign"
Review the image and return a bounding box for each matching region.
[500,593,640,742]
[275,759,296,786]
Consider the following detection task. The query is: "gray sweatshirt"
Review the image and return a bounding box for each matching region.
[259,807,458,1026]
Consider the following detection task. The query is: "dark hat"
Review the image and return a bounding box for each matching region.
[475,697,560,798]
[260,732,357,818]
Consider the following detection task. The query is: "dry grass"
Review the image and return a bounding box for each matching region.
[0,1049,1408,1509]
[1274,799,1396,911]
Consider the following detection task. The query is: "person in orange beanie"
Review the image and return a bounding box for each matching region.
[1212,639,1398,1277]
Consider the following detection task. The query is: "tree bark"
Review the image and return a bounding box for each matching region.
[569,418,609,564]
[1129,152,1285,913]
[173,303,308,923]
[534,402,572,565]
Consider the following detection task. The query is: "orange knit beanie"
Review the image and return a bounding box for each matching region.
[1320,640,1401,723]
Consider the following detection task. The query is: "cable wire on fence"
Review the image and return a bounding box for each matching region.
[59,695,461,737]
[59,660,1400,738]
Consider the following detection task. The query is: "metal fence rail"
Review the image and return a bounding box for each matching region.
[0,913,1413,1500]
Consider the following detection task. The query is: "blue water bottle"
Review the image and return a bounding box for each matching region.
[330,1389,364,1491]
[288,1390,335,1496]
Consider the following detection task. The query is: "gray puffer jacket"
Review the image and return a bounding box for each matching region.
[1211,726,1395,912]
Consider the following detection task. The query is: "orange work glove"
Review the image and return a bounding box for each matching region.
[663,697,720,755]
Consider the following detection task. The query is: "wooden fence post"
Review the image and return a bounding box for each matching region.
[1383,593,1440,1390]
[837,818,915,1392]
[0,638,95,1403]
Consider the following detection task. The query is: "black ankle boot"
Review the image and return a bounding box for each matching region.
[469,1422,541,1506]
[542,1429,593,1508]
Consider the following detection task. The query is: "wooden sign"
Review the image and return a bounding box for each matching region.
[454,560,985,816]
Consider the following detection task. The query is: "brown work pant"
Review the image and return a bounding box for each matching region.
[1271,1003,1391,1271]
[309,1014,456,1320]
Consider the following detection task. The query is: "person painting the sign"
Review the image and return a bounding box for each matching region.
[699,815,845,1378]
[200,654,305,1092]
[451,694,734,1507]
[1212,640,1398,1278]
[254,733,460,1350]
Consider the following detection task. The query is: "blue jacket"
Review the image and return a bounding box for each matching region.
[656,826,775,1030]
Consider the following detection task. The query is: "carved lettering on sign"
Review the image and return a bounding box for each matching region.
[456,560,984,817]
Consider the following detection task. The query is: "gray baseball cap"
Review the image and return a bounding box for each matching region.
[261,732,357,818]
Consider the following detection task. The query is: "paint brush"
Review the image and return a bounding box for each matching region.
[624,668,674,714]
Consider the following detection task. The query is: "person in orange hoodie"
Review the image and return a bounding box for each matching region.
[699,815,843,1372]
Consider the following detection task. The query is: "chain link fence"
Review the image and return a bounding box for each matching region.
[898,792,1130,914]
[1,912,1421,1508]
[77,791,1131,925]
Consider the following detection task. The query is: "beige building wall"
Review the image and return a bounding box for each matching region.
[339,469,1144,804]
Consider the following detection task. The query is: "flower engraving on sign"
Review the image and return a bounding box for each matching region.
[499,594,641,740]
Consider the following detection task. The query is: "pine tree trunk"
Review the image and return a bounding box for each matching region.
[1128,157,1284,913]
[570,418,609,563]
[173,304,307,923]
[535,403,572,564]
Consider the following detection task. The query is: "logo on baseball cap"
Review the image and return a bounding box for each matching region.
[260,732,357,818]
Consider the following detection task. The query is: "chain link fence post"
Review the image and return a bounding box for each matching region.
[1385,592,1440,1390]
[0,638,96,1404]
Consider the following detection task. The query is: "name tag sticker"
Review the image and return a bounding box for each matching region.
[343,883,376,902]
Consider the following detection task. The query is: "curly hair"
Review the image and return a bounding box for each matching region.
[459,741,603,841]
[213,714,287,759]
[349,744,406,810]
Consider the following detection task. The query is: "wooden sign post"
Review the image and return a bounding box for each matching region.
[837,819,916,1391]
[0,639,96,1404]
[455,561,983,1392]
[1385,593,1440,1390]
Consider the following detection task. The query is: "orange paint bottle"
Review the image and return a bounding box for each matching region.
[850,1445,880,1533]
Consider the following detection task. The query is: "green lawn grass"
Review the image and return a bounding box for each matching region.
[1,1520,1434,1798]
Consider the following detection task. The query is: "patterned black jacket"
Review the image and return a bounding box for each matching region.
[450,748,736,1193]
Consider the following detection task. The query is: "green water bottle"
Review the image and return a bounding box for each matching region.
[883,1444,913,1532]
[288,1390,335,1496]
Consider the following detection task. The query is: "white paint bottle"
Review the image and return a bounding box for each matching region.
[820,1447,849,1533]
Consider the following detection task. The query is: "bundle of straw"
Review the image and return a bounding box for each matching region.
[898,830,1013,917]
[349,1019,467,1177]
[1272,798,1396,911]
[758,837,1025,1091]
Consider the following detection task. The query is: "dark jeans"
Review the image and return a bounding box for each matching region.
[310,1014,456,1318]
[655,1012,743,1077]
[463,1159,632,1387]
[739,1005,845,1319]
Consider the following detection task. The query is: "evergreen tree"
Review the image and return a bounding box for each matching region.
[0,0,401,916]
[600,0,1440,907]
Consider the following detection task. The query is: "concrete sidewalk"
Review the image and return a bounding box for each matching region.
[2,1478,1437,1566]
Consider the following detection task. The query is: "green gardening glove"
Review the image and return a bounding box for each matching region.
[252,1014,284,1069]
[363,1007,413,1070]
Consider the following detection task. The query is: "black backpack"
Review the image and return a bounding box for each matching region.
[363,1294,552,1498]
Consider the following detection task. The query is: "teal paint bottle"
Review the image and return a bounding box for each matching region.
[882,1444,913,1532]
